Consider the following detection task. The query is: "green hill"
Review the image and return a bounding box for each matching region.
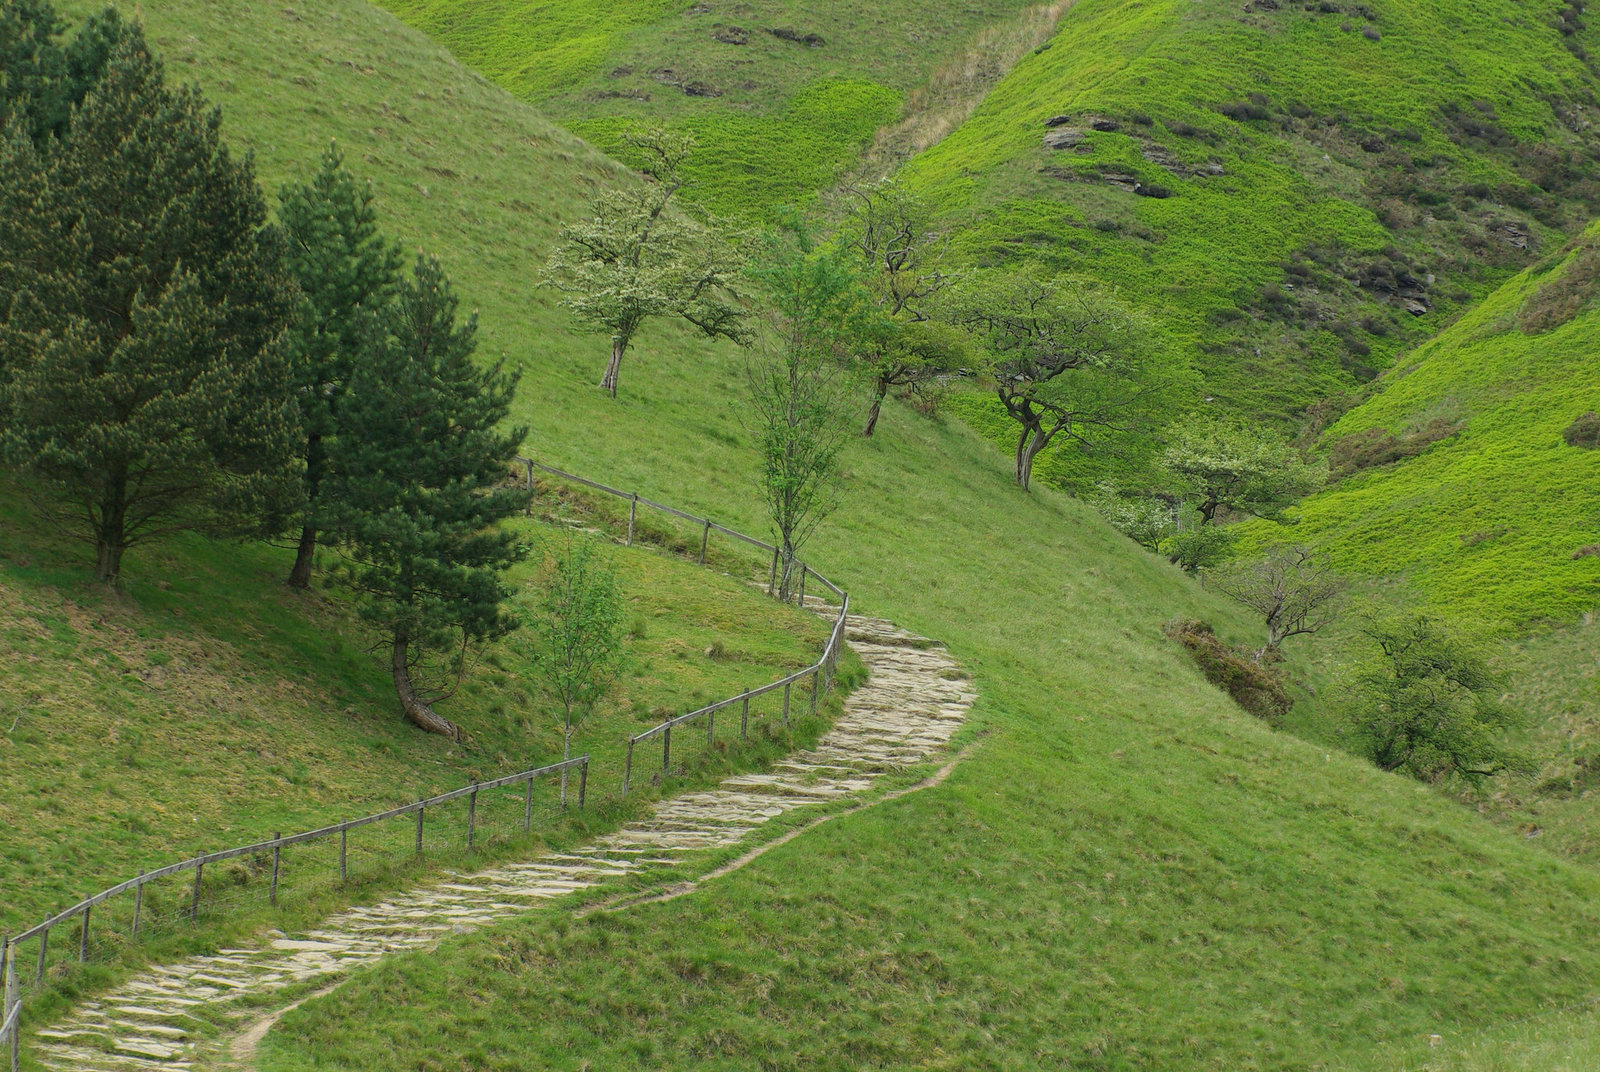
[902,0,1600,428]
[1270,222,1600,628]
[29,1,1600,1069]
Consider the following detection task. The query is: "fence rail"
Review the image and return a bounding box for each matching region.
[3,461,850,1066]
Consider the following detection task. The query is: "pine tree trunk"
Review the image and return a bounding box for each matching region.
[601,336,624,397]
[391,627,461,739]
[286,525,317,589]
[862,379,889,437]
[95,475,128,585]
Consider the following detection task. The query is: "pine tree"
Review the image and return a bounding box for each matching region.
[333,256,529,740]
[0,28,300,584]
[0,1,125,146]
[278,142,403,589]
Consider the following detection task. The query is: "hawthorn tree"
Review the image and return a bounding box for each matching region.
[333,256,529,739]
[1345,613,1525,782]
[543,127,747,397]
[956,270,1163,491]
[839,179,958,436]
[0,27,301,584]
[1162,422,1325,525]
[278,142,403,589]
[744,218,866,599]
[1208,545,1345,662]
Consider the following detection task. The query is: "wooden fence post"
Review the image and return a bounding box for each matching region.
[578,761,588,808]
[467,788,478,850]
[741,691,750,737]
[810,667,820,715]
[34,927,47,984]
[5,936,19,1072]
[132,874,144,939]
[627,494,638,547]
[797,566,806,608]
[269,833,282,907]
[339,824,348,883]
[662,725,672,773]
[191,855,204,922]
[699,519,711,564]
[782,682,791,726]
[524,778,534,831]
[623,738,634,797]
[78,905,90,963]
[415,803,425,855]
[707,708,715,747]
[768,548,779,596]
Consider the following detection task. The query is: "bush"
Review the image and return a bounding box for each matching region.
[1562,411,1600,448]
[1164,620,1293,722]
[1161,524,1236,572]
[1327,417,1460,478]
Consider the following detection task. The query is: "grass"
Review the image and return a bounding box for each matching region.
[1244,223,1600,629]
[899,0,1600,432]
[369,0,1049,216]
[17,0,1600,1068]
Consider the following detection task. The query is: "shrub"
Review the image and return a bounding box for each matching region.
[1327,418,1461,478]
[1161,524,1236,572]
[1563,411,1600,448]
[1164,620,1293,722]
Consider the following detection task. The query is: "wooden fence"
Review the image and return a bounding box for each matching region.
[1,462,851,1066]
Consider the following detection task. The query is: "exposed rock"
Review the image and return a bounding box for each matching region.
[1401,298,1429,316]
[1043,127,1086,150]
[1089,116,1121,132]
[1495,221,1531,249]
[1359,134,1385,153]
[683,80,722,97]
[1045,114,1074,127]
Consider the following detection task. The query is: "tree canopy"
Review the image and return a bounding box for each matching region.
[0,26,301,583]
[332,255,528,739]
[1162,422,1325,525]
[543,127,747,397]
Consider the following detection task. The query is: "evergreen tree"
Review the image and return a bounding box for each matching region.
[0,28,300,584]
[278,142,403,589]
[0,1,125,146]
[333,256,529,740]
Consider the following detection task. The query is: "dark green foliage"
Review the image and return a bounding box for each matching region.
[1562,411,1600,449]
[278,142,404,587]
[1164,618,1292,721]
[0,2,125,145]
[1346,614,1526,782]
[0,28,300,583]
[331,255,529,738]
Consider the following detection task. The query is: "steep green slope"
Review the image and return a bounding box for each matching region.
[371,0,1058,215]
[906,0,1600,428]
[1274,222,1600,628]
[69,1,1600,1068]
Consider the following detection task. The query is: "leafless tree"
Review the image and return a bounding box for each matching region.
[1209,545,1345,662]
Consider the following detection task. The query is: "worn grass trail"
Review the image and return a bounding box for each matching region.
[25,611,972,1071]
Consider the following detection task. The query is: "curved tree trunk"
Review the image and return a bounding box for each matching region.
[1015,427,1047,491]
[286,524,317,589]
[391,627,461,739]
[862,378,889,437]
[600,336,624,397]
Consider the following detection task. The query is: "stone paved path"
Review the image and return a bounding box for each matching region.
[30,612,972,1071]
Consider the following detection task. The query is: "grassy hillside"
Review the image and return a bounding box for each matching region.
[53,1,1600,1068]
[1266,222,1600,628]
[903,0,1600,432]
[371,0,1060,216]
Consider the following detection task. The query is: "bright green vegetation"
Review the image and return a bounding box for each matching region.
[905,0,1600,427]
[17,0,1600,1067]
[0,480,833,938]
[1271,224,1600,628]
[370,0,1049,215]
